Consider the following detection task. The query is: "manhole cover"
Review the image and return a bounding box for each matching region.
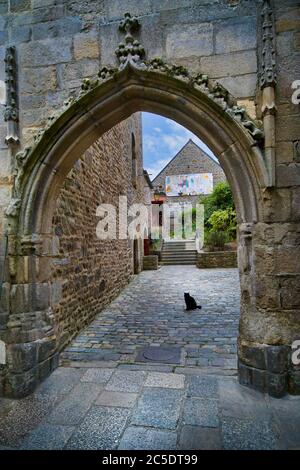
[135,346,181,364]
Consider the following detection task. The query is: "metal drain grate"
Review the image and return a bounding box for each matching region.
[135,346,182,364]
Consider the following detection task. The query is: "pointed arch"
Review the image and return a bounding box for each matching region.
[8,63,268,239]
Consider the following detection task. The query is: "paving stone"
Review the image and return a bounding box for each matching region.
[136,346,182,364]
[183,398,219,428]
[119,426,177,450]
[178,425,222,450]
[269,397,300,449]
[66,406,130,450]
[0,394,59,448]
[118,364,173,372]
[221,416,278,450]
[187,375,218,398]
[105,370,146,393]
[60,360,118,369]
[145,372,185,389]
[218,377,270,418]
[80,368,114,384]
[95,391,138,408]
[46,382,103,426]
[131,388,183,430]
[35,367,84,397]
[20,424,75,450]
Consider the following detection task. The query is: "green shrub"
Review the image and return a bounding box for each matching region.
[199,182,237,247]
[199,182,235,226]
[205,230,228,251]
[208,208,236,240]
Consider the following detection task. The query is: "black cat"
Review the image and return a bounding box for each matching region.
[184,292,202,311]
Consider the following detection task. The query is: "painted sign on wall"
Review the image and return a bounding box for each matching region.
[165,173,213,196]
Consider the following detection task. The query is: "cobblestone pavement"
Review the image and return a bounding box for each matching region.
[61,267,240,372]
[1,367,300,450]
[1,267,299,450]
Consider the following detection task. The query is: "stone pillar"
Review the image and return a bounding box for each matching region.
[0,233,60,397]
[238,220,300,397]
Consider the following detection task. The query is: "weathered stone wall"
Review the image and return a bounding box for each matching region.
[152,140,226,206]
[51,113,143,351]
[0,0,299,398]
[0,0,259,243]
[197,251,237,269]
[0,0,260,149]
[142,255,159,270]
[236,0,300,397]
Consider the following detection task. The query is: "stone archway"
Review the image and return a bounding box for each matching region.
[1,13,298,398]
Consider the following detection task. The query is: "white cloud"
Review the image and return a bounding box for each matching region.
[165,118,216,160]
[145,158,171,179]
[161,134,187,153]
[143,113,219,180]
[143,135,157,153]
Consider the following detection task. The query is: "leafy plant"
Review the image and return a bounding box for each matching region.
[208,208,236,239]
[205,230,228,251]
[199,182,237,249]
[199,182,235,226]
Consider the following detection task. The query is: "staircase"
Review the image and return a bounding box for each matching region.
[161,239,197,265]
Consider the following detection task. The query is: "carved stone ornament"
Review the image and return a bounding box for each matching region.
[4,46,19,145]
[260,0,277,89]
[13,12,265,206]
[5,198,21,219]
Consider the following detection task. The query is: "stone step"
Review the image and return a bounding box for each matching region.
[161,254,197,260]
[162,248,196,253]
[163,242,196,247]
[161,260,196,265]
[161,257,197,262]
[161,250,197,255]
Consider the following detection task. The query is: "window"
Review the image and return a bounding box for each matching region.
[131,132,137,188]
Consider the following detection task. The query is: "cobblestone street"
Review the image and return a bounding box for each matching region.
[0,267,299,450]
[61,267,240,372]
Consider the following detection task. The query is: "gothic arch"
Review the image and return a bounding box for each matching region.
[8,61,268,239]
[2,12,275,398]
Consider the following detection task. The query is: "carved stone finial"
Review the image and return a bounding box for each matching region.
[115,12,146,69]
[4,46,19,145]
[260,0,277,89]
[119,11,140,38]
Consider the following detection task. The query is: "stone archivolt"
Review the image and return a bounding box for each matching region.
[10,62,263,213]
[9,14,265,228]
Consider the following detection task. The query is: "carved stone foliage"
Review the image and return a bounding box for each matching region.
[115,12,146,70]
[226,106,264,141]
[259,0,277,89]
[4,46,19,145]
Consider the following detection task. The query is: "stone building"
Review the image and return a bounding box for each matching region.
[51,114,145,351]
[152,139,226,207]
[0,0,299,398]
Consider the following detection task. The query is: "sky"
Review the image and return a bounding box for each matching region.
[142,112,217,181]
